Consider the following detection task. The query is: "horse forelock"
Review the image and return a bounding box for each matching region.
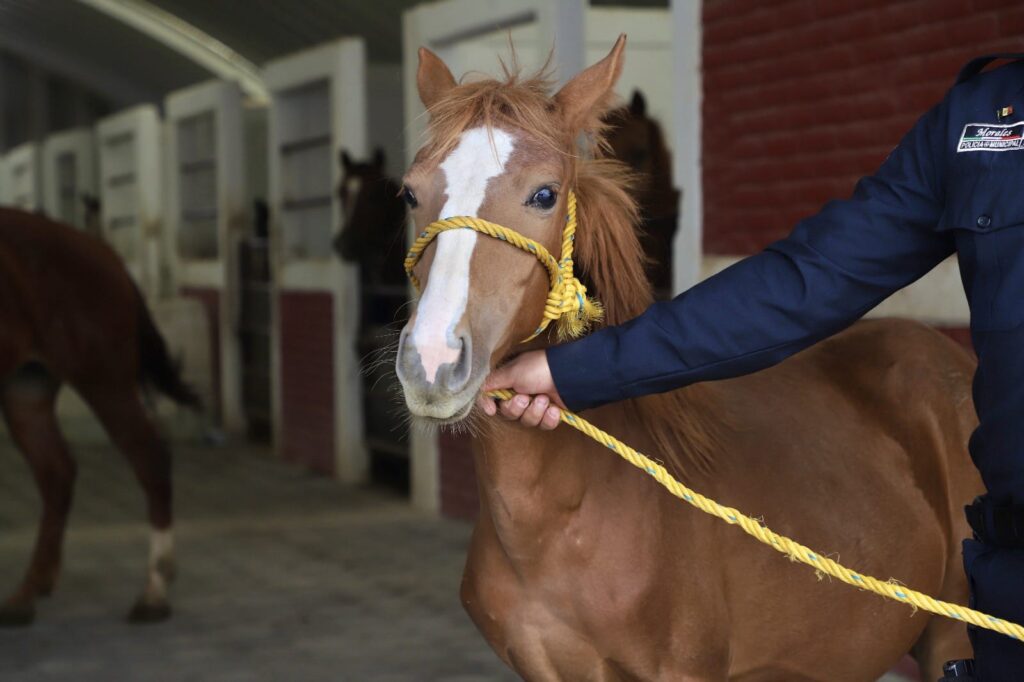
[420,70,721,477]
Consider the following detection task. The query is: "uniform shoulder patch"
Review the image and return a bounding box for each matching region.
[957,122,1024,152]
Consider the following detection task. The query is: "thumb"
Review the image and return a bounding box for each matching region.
[482,361,517,393]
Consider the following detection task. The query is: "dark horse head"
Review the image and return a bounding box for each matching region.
[604,90,680,296]
[333,148,407,287]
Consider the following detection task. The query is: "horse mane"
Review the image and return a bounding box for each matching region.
[573,153,719,478]
[424,70,721,477]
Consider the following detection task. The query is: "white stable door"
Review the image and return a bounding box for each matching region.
[264,38,368,483]
[42,128,97,230]
[165,79,247,434]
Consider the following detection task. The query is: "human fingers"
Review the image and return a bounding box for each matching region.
[476,393,497,416]
[539,406,561,431]
[520,395,549,428]
[499,393,530,421]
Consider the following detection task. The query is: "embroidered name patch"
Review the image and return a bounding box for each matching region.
[958,122,1024,152]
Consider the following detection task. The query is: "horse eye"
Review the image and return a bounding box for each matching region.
[527,186,557,210]
[402,186,418,208]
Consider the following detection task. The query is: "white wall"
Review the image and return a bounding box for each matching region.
[367,63,405,179]
[2,142,42,211]
[95,104,164,299]
[42,127,97,229]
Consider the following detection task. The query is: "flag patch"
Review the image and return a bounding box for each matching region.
[958,122,1024,152]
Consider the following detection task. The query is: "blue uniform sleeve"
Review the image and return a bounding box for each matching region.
[548,98,955,412]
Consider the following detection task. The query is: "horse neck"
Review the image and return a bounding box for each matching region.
[472,403,650,557]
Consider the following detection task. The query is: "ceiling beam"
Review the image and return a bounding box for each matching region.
[76,0,269,103]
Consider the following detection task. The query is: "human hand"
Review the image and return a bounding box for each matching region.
[477,351,564,430]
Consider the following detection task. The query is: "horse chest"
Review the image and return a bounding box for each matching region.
[463,531,724,680]
[464,515,677,652]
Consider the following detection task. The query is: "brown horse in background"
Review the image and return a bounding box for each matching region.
[334,148,408,295]
[605,90,679,298]
[333,149,411,478]
[397,37,980,680]
[0,208,198,625]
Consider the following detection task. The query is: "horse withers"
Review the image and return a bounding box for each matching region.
[396,36,981,680]
[0,207,199,625]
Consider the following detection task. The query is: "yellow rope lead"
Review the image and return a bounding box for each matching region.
[487,388,1024,642]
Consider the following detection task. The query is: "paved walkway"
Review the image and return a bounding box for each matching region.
[0,423,915,681]
[0,432,515,682]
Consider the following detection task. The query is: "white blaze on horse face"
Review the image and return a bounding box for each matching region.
[411,127,516,384]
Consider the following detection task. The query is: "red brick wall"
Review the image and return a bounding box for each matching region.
[180,287,221,421]
[937,326,974,353]
[279,291,335,475]
[703,0,1024,255]
[440,432,479,520]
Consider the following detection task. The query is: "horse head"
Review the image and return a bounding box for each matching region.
[605,90,679,294]
[606,90,654,175]
[396,36,639,424]
[334,147,396,263]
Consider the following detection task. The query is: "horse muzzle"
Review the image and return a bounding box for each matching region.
[396,327,479,422]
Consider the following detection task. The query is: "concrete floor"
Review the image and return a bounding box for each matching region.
[0,434,516,682]
[0,419,917,681]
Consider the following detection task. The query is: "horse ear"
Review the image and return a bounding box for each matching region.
[341,150,353,170]
[417,47,457,110]
[630,90,646,117]
[373,147,385,169]
[554,34,627,135]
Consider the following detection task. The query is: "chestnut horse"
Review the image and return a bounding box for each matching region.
[605,90,679,298]
[0,208,198,625]
[396,37,981,680]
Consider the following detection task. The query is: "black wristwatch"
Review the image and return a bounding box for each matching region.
[940,659,976,680]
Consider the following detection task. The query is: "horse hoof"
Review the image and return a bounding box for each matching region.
[0,603,35,627]
[127,600,171,624]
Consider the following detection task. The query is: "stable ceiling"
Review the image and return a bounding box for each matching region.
[0,0,668,106]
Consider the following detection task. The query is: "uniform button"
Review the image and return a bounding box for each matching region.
[977,214,992,228]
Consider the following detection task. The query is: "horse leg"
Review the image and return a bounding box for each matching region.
[79,383,175,623]
[0,364,74,627]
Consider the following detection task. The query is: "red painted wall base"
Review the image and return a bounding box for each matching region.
[279,291,335,475]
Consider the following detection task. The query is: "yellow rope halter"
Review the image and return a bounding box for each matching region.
[403,191,1024,642]
[404,191,602,342]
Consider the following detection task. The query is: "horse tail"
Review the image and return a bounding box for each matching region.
[135,287,202,409]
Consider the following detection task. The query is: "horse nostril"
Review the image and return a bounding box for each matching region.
[446,335,472,391]
[395,328,415,383]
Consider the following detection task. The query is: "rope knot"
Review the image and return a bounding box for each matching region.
[544,261,603,341]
